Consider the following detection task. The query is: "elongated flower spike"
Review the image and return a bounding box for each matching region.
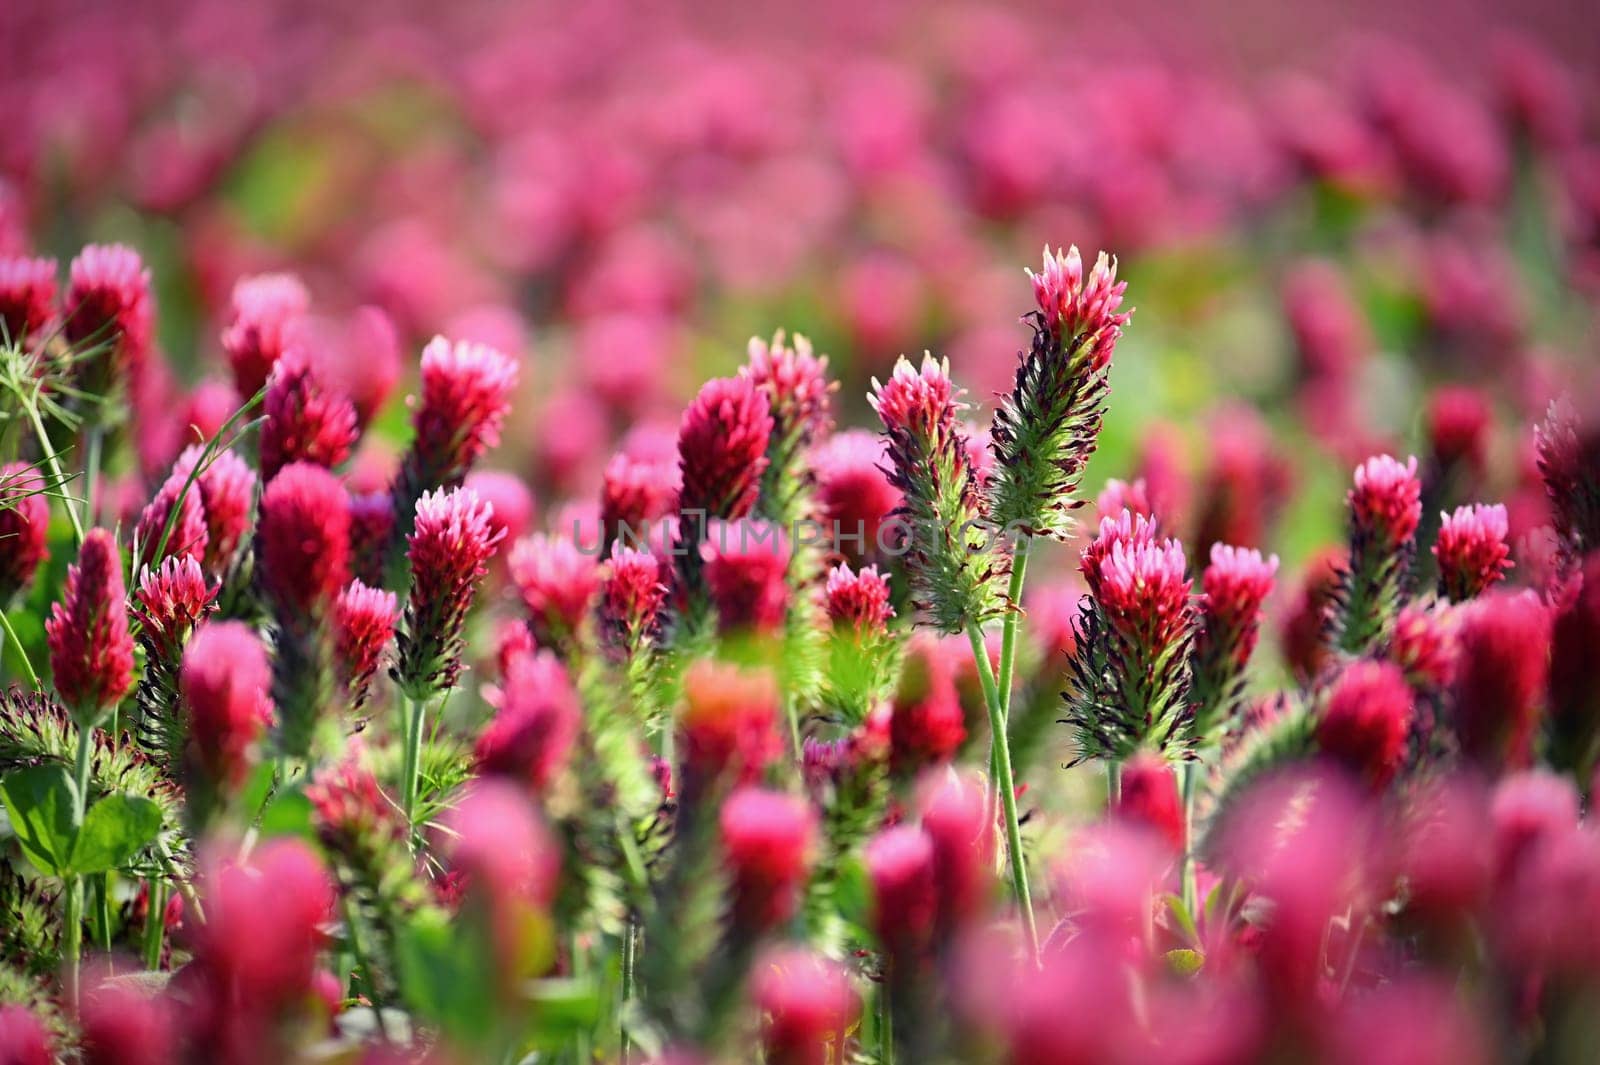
[751,946,859,1065]
[1191,544,1280,746]
[600,453,678,554]
[678,660,782,804]
[742,330,834,528]
[720,786,817,934]
[172,445,257,579]
[46,528,134,724]
[1451,591,1550,773]
[597,546,667,655]
[64,244,153,401]
[1314,659,1415,789]
[258,351,359,481]
[179,621,271,821]
[222,273,310,401]
[989,246,1130,540]
[476,650,580,795]
[1331,454,1423,654]
[1064,510,1196,761]
[677,374,773,525]
[1434,503,1512,601]
[131,554,217,763]
[346,489,394,587]
[0,462,49,602]
[394,487,503,699]
[133,467,209,571]
[871,353,1002,632]
[333,579,399,712]
[702,519,792,637]
[0,256,56,342]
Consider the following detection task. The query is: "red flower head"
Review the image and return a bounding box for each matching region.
[678,661,782,799]
[597,546,667,653]
[1315,659,1415,788]
[917,771,995,933]
[1027,245,1132,369]
[600,453,679,550]
[257,462,351,620]
[132,554,216,663]
[346,490,394,587]
[703,519,791,636]
[134,467,209,571]
[1452,591,1550,773]
[464,469,534,546]
[720,787,817,932]
[1390,775,1491,923]
[743,330,833,444]
[813,429,901,563]
[258,352,358,482]
[1115,751,1185,852]
[181,621,271,793]
[1082,514,1193,668]
[333,580,398,710]
[824,563,894,633]
[222,273,310,401]
[306,753,406,852]
[1350,454,1423,550]
[0,1006,54,1065]
[1434,503,1513,601]
[1387,601,1461,695]
[476,650,580,794]
[889,640,966,775]
[400,336,518,495]
[0,255,56,341]
[172,445,257,577]
[1282,546,1346,682]
[677,375,772,521]
[0,462,49,601]
[1321,977,1490,1065]
[751,947,859,1065]
[46,528,134,722]
[396,487,504,697]
[64,244,153,393]
[509,533,599,648]
[865,825,937,960]
[1191,543,1278,742]
[870,353,962,446]
[1191,407,1293,552]
[80,971,177,1065]
[1426,386,1493,485]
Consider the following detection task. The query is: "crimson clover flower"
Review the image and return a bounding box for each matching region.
[0,462,49,601]
[64,244,153,401]
[0,255,56,342]
[719,786,817,934]
[1434,502,1513,601]
[222,273,310,401]
[394,486,504,699]
[1331,454,1422,653]
[1191,543,1279,745]
[332,579,399,712]
[258,351,358,482]
[46,528,134,724]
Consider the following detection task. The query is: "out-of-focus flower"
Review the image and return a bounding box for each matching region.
[1390,775,1491,924]
[171,445,256,578]
[180,621,271,797]
[1190,407,1293,553]
[258,352,358,482]
[1115,751,1185,852]
[1192,544,1279,744]
[79,976,176,1065]
[0,462,49,601]
[222,273,309,401]
[1452,591,1550,773]
[257,463,350,620]
[1386,600,1460,695]
[1282,547,1346,682]
[333,580,398,711]
[600,453,679,553]
[134,467,209,571]
[1434,503,1513,601]
[395,336,518,512]
[464,470,534,546]
[1426,385,1493,492]
[702,519,791,636]
[678,660,781,800]
[0,256,56,341]
[346,490,393,588]
[0,1005,54,1065]
[889,638,966,774]
[1314,659,1415,788]
[866,825,937,961]
[677,375,772,522]
[476,650,580,795]
[597,546,666,654]
[813,429,900,564]
[46,528,134,723]
[395,487,503,698]
[64,244,153,397]
[917,772,994,933]
[508,533,599,649]
[1535,396,1600,555]
[1321,977,1490,1065]
[751,946,858,1065]
[1548,555,1600,778]
[720,787,816,932]
[306,305,400,430]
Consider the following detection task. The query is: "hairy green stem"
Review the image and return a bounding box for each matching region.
[965,623,1038,963]
[0,608,39,687]
[342,895,391,1043]
[990,535,1031,847]
[142,878,167,969]
[1180,761,1198,915]
[401,695,427,832]
[64,721,95,1005]
[620,919,638,1064]
[25,402,84,543]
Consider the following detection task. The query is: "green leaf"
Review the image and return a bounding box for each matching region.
[69,795,162,874]
[396,907,498,1046]
[1164,892,1199,945]
[523,978,602,1043]
[0,765,78,876]
[257,789,315,841]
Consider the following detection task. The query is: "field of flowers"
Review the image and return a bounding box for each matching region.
[0,1,1598,1062]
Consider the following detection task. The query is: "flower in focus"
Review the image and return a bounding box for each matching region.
[1434,503,1512,601]
[171,445,257,578]
[597,546,666,654]
[134,467,209,571]
[395,336,518,517]
[45,528,134,723]
[395,487,503,698]
[258,352,359,482]
[1334,454,1423,653]
[676,375,772,522]
[333,580,399,711]
[824,563,893,633]
[1191,543,1279,744]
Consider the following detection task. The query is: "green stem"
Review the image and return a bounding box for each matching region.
[0,608,39,687]
[25,402,84,543]
[64,720,96,1005]
[95,875,112,951]
[997,535,1031,720]
[1180,761,1198,916]
[142,878,167,969]
[401,695,427,832]
[1107,760,1122,807]
[965,623,1038,964]
[154,837,203,925]
[82,424,102,530]
[620,919,637,1064]
[342,895,390,1043]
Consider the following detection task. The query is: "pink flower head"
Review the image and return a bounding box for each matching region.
[1387,601,1461,694]
[1055,820,1175,943]
[1095,477,1156,526]
[181,621,271,793]
[676,375,772,520]
[333,580,399,710]
[824,563,894,633]
[1083,520,1192,656]
[869,353,963,445]
[1315,659,1415,788]
[463,469,534,545]
[257,462,351,620]
[743,330,833,443]
[0,255,56,341]
[601,453,679,549]
[751,947,859,1065]
[79,976,177,1065]
[396,487,503,697]
[916,771,995,933]
[597,546,667,652]
[1491,770,1580,884]
[1426,385,1493,483]
[258,351,359,481]
[1390,775,1491,922]
[401,336,518,493]
[1321,977,1490,1065]
[476,650,580,794]
[1534,396,1600,553]
[1349,454,1423,549]
[306,754,406,851]
[222,272,310,401]
[889,640,966,774]
[1115,751,1185,852]
[0,1005,53,1065]
[172,445,257,577]
[346,489,394,587]
[813,429,901,562]
[1493,819,1600,978]
[678,661,782,798]
[508,533,600,648]
[439,781,560,962]
[0,462,49,601]
[133,554,216,663]
[1198,544,1279,672]
[134,467,209,571]
[720,787,817,932]
[65,243,153,389]
[865,825,937,960]
[1434,503,1513,601]
[1452,591,1550,773]
[46,528,134,721]
[1026,245,1132,369]
[304,304,401,429]
[702,519,791,635]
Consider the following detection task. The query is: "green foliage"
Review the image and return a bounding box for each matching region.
[0,766,160,877]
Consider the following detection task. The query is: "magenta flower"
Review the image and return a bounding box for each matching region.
[813,429,900,563]
[1386,601,1461,695]
[1350,453,1423,549]
[395,487,503,697]
[1192,543,1279,743]
[743,331,833,444]
[1115,751,1186,852]
[133,467,209,571]
[257,462,351,620]
[702,519,791,636]
[916,772,995,934]
[79,976,177,1065]
[64,244,153,395]
[0,255,56,341]
[306,753,407,851]
[508,532,599,649]
[222,273,310,401]
[889,641,966,775]
[258,352,358,481]
[397,336,518,504]
[600,453,679,551]
[46,528,134,722]
[1027,245,1132,370]
[678,661,782,801]
[346,489,394,587]
[180,621,271,795]
[1549,555,1600,778]
[333,579,399,711]
[463,469,535,546]
[1315,659,1415,788]
[865,825,937,960]
[132,554,216,665]
[1452,591,1550,773]
[676,375,772,521]
[0,1006,54,1065]
[1434,502,1512,601]
[1334,454,1423,653]
[0,462,49,601]
[824,563,894,633]
[597,546,667,654]
[172,445,257,577]
[476,650,580,794]
[720,786,816,933]
[1535,396,1600,555]
[751,947,859,1065]
[1425,385,1492,486]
